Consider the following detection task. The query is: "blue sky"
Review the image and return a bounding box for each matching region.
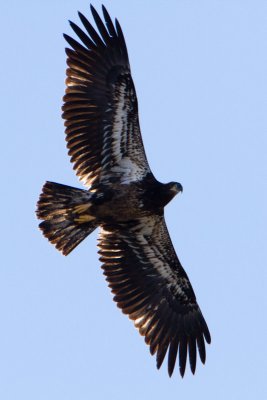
[1,0,267,398]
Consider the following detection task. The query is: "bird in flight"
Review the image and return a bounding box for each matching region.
[36,5,211,377]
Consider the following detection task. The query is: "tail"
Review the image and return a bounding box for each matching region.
[36,181,98,255]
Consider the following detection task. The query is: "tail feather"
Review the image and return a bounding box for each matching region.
[36,181,97,255]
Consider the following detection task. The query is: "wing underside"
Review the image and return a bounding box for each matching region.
[98,215,211,377]
[62,5,151,187]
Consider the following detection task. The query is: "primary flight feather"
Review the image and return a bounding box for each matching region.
[36,5,211,377]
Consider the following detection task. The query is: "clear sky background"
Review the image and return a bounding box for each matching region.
[1,1,266,399]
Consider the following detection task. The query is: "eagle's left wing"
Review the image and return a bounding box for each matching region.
[98,215,211,377]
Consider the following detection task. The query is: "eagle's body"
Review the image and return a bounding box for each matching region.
[36,5,210,377]
[76,176,181,223]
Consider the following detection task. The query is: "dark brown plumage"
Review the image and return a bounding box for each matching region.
[36,5,210,377]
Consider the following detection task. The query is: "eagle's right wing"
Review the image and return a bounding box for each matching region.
[98,215,211,377]
[62,5,151,188]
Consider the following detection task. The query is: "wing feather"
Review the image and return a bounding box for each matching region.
[98,215,211,377]
[62,6,151,187]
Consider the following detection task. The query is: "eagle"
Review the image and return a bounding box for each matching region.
[36,5,211,377]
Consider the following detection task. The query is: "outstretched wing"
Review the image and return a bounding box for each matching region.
[98,215,211,377]
[62,5,151,188]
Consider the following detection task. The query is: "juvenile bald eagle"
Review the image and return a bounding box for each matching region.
[36,5,211,377]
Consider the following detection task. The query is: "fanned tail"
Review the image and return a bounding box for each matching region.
[36,181,97,255]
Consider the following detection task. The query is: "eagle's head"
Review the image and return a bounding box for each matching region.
[158,181,183,208]
[168,181,183,196]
